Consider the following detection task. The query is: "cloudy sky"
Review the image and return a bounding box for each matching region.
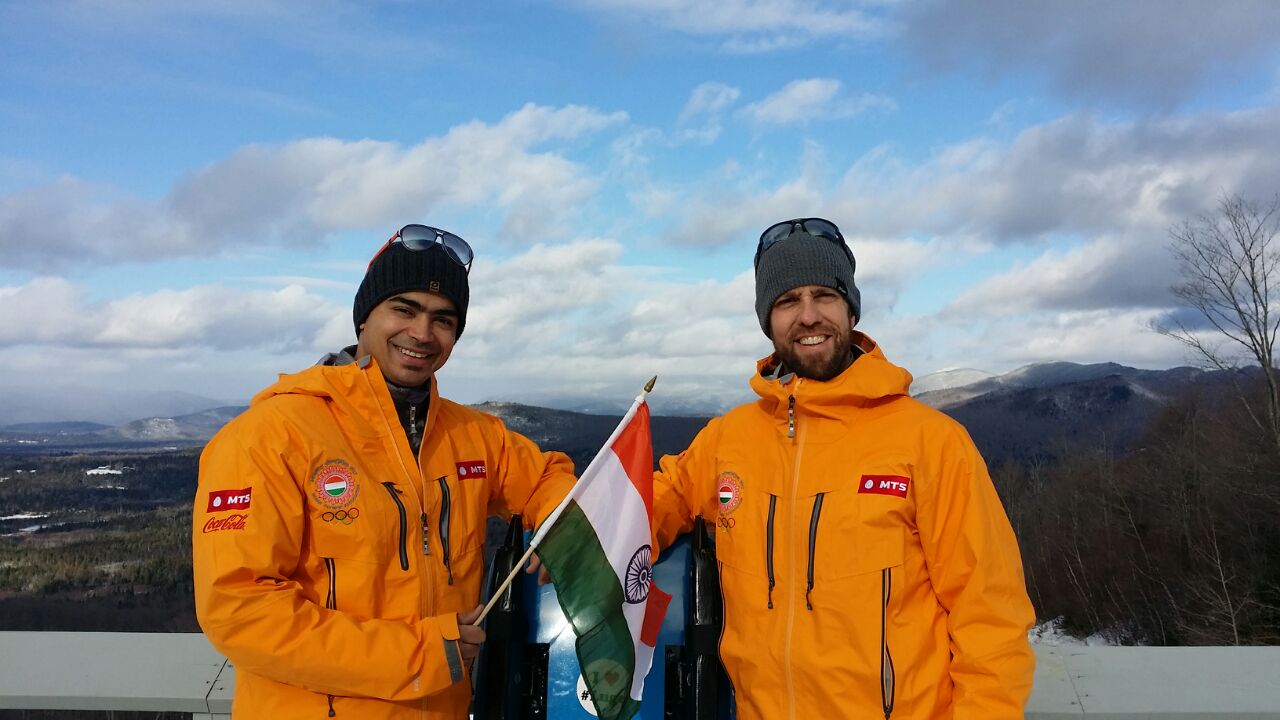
[3,0,1280,421]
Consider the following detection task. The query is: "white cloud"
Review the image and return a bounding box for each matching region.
[831,109,1280,244]
[946,235,1177,318]
[677,82,742,142]
[981,309,1189,370]
[440,239,770,413]
[564,0,887,52]
[0,277,339,352]
[739,78,895,125]
[0,103,628,272]
[900,0,1280,110]
[679,82,741,122]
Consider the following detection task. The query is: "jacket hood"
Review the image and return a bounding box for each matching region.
[252,363,359,405]
[749,332,913,432]
[250,355,439,428]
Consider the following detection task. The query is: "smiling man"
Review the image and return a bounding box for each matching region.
[650,218,1036,719]
[192,225,575,720]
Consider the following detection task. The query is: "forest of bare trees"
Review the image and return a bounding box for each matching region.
[1007,193,1280,645]
[994,375,1280,645]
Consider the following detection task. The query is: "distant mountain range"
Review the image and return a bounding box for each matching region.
[0,387,232,426]
[0,361,1256,465]
[912,361,1245,464]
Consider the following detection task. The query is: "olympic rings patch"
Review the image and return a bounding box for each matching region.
[321,508,361,525]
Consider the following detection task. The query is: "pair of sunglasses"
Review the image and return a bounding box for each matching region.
[754,217,850,268]
[367,224,474,272]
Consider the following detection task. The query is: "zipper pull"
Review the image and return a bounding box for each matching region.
[787,395,796,438]
[408,406,419,451]
[420,512,431,555]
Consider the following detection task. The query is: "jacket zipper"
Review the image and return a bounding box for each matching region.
[324,558,337,610]
[786,395,796,438]
[784,387,805,720]
[359,366,436,629]
[324,558,338,717]
[407,405,420,453]
[381,482,411,572]
[435,476,453,585]
[765,494,777,609]
[805,493,824,611]
[881,567,896,720]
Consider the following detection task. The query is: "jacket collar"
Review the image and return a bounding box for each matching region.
[749,332,913,438]
[250,353,440,444]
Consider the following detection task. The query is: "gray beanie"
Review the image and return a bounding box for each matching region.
[754,231,860,337]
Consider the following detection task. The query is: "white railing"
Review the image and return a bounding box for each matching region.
[0,632,231,719]
[0,632,1277,718]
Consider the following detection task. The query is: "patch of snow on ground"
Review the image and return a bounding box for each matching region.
[1,513,49,521]
[86,466,123,475]
[1029,617,1116,646]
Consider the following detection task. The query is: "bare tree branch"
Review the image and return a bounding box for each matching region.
[1155,193,1280,452]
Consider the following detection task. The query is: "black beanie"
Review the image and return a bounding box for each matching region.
[353,243,470,338]
[754,230,860,337]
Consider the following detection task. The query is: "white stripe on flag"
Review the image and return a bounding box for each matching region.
[575,444,653,701]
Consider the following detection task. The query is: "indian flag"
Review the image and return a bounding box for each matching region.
[535,398,671,720]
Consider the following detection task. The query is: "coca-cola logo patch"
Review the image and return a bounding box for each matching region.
[456,460,487,479]
[858,474,911,499]
[202,513,248,533]
[207,487,251,512]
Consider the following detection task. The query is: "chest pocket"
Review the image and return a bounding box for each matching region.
[713,482,771,578]
[807,482,908,582]
[429,472,481,586]
[307,474,397,565]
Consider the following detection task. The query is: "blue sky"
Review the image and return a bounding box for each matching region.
[3,0,1280,421]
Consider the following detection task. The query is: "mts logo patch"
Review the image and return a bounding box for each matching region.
[858,475,910,499]
[207,487,252,512]
[456,461,487,479]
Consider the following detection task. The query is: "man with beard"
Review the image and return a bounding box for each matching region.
[193,224,574,720]
[651,218,1036,719]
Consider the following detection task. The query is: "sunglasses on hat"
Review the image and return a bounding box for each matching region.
[754,217,849,268]
[368,224,474,272]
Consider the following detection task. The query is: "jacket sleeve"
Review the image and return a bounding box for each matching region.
[482,416,577,529]
[913,423,1036,719]
[651,418,722,553]
[192,415,466,701]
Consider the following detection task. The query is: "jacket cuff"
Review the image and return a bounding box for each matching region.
[418,613,466,694]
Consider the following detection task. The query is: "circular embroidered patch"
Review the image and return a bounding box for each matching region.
[311,459,360,510]
[717,471,743,516]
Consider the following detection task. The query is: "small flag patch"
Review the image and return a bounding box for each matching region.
[717,471,743,515]
[311,459,359,509]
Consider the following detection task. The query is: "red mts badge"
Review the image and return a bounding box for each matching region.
[456,461,487,479]
[858,475,910,498]
[207,487,252,512]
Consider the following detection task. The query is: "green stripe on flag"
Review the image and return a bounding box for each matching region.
[538,500,640,720]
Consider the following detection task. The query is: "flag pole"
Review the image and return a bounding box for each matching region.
[475,376,657,625]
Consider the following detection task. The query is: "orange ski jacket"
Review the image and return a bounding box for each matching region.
[192,356,574,719]
[652,333,1035,720]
